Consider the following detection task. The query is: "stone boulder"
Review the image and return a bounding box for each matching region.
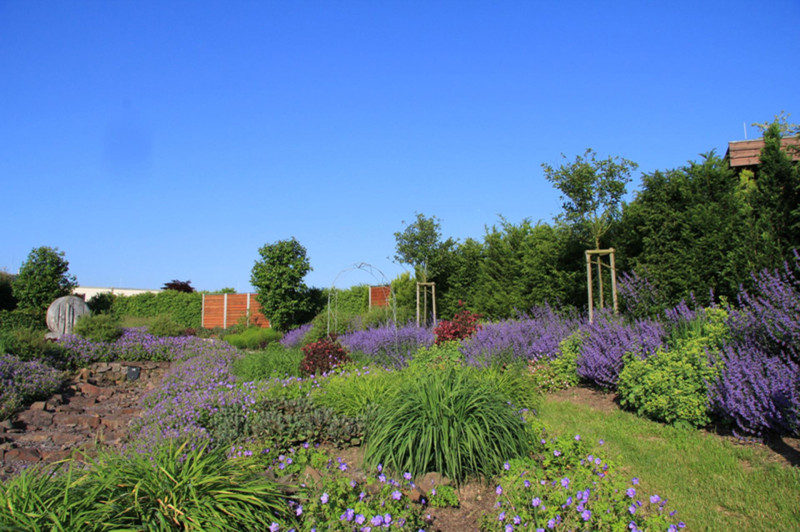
[46,295,90,339]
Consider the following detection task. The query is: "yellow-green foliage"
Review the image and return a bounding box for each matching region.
[311,366,398,417]
[408,341,464,370]
[618,307,729,427]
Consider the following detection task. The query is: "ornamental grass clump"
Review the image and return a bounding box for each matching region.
[364,367,530,484]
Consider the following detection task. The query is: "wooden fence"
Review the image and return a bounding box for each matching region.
[201,293,270,329]
[369,286,392,308]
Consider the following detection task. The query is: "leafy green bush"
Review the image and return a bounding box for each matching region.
[528,331,582,393]
[224,326,282,350]
[232,343,303,381]
[146,314,187,337]
[248,396,368,449]
[0,326,63,361]
[364,367,530,484]
[86,292,114,314]
[618,307,729,427]
[73,313,123,343]
[408,340,464,370]
[96,440,293,530]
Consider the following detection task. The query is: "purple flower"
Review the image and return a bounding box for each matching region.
[532,497,541,507]
[391,490,402,500]
[496,485,503,495]
[320,493,329,504]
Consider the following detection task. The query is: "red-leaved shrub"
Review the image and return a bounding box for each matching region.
[434,303,482,345]
[300,336,351,376]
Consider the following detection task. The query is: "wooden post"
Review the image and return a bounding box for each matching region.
[597,254,604,309]
[416,283,421,327]
[610,248,618,315]
[586,251,594,323]
[431,283,437,327]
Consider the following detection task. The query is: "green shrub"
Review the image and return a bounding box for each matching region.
[86,292,114,314]
[246,396,368,449]
[528,331,582,393]
[470,362,540,411]
[617,307,729,427]
[110,290,202,328]
[73,313,123,343]
[224,326,282,350]
[408,340,464,370]
[0,441,295,531]
[364,367,530,484]
[311,366,398,417]
[146,315,187,337]
[0,326,62,361]
[232,343,303,381]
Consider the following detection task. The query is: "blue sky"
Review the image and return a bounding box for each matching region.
[2,1,798,291]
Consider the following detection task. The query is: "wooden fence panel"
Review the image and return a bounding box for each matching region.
[202,293,270,329]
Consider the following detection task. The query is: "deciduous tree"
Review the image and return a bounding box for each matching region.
[12,246,77,319]
[250,238,313,332]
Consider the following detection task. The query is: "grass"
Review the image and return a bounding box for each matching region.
[537,392,800,531]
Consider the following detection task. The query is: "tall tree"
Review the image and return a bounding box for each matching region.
[250,238,313,332]
[617,152,749,305]
[12,246,78,319]
[393,213,453,282]
[750,120,800,264]
[162,280,196,293]
[542,149,637,249]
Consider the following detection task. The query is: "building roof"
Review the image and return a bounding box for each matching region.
[726,137,800,167]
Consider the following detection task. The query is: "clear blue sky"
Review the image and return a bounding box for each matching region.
[2,1,798,291]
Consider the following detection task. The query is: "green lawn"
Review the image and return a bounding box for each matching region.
[537,394,800,531]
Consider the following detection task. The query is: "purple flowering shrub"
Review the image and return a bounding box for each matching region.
[0,354,65,420]
[339,322,434,368]
[58,327,214,368]
[460,306,578,368]
[131,339,256,446]
[618,270,667,320]
[728,252,800,362]
[575,312,666,389]
[484,429,685,531]
[280,323,313,348]
[710,341,800,437]
[709,253,800,436]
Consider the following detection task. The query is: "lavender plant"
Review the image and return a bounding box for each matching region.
[0,354,65,420]
[58,327,214,368]
[339,322,434,368]
[460,305,578,367]
[279,322,313,348]
[575,311,665,389]
[708,253,800,437]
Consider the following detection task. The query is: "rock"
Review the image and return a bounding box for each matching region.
[46,296,90,339]
[5,447,41,463]
[29,401,47,411]
[419,472,451,490]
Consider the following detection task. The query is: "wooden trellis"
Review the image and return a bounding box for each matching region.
[416,282,437,327]
[586,248,618,323]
